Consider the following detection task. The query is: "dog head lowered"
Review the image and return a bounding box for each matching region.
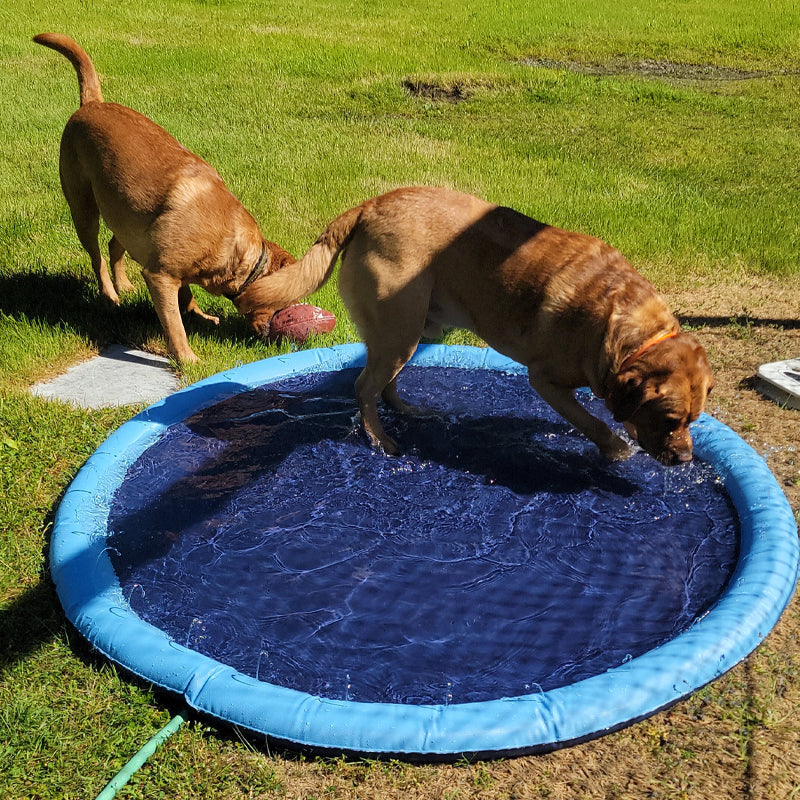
[605,332,714,465]
[230,241,298,338]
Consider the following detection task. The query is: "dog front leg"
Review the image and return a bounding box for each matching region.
[178,285,219,326]
[142,272,198,363]
[528,374,631,460]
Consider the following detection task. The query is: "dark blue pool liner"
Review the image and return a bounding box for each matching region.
[51,344,799,758]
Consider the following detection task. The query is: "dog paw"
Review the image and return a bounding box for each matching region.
[191,309,220,326]
[602,436,632,461]
[366,429,400,456]
[101,290,121,307]
[376,434,401,456]
[354,408,401,456]
[115,277,136,294]
[177,351,200,364]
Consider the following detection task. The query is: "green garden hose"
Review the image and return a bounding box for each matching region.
[95,711,188,799]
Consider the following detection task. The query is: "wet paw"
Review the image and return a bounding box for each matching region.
[602,436,633,461]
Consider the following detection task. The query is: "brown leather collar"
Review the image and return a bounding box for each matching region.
[618,330,678,374]
[225,241,268,300]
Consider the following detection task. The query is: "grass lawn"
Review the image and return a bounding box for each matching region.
[1,1,799,797]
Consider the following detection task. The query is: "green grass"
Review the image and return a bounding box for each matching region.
[1,0,799,797]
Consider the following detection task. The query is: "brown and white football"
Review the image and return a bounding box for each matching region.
[268,304,336,343]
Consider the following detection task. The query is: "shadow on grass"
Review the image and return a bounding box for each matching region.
[0,579,110,685]
[0,269,254,351]
[679,313,800,330]
[3,265,796,360]
[0,493,85,675]
[0,579,62,672]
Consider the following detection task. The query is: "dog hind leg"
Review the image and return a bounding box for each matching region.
[354,344,420,455]
[342,263,433,452]
[108,235,135,295]
[60,176,120,304]
[381,376,420,415]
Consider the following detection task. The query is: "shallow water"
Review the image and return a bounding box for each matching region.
[109,367,738,705]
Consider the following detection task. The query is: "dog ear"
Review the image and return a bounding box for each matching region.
[608,370,668,422]
[606,369,647,422]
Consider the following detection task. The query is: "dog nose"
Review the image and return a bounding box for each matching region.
[660,447,693,466]
[670,448,693,465]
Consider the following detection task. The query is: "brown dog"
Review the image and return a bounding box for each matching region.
[34,32,292,362]
[235,186,714,465]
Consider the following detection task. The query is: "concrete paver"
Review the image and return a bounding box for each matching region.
[31,345,180,409]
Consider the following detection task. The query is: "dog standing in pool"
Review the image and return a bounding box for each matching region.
[237,186,714,465]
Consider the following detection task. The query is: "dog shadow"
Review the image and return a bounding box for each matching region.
[0,269,247,351]
[389,410,639,497]
[107,369,638,577]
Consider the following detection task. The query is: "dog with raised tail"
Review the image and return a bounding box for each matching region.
[34,32,293,362]
[240,185,714,465]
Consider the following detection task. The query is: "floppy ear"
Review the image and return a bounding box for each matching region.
[607,369,655,422]
[608,370,667,422]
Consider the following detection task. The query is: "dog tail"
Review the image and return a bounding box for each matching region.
[33,33,103,106]
[236,203,364,315]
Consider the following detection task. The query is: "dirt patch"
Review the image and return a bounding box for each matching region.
[667,277,799,511]
[690,316,799,509]
[402,78,470,103]
[521,57,794,83]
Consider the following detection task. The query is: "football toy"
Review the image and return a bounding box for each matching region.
[268,304,336,343]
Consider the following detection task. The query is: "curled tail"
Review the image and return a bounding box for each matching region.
[236,203,363,315]
[33,32,103,106]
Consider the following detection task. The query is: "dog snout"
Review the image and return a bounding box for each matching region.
[659,447,693,466]
[629,424,694,466]
[657,434,694,465]
[246,311,274,340]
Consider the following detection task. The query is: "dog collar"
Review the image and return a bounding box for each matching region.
[225,241,268,300]
[618,330,678,373]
